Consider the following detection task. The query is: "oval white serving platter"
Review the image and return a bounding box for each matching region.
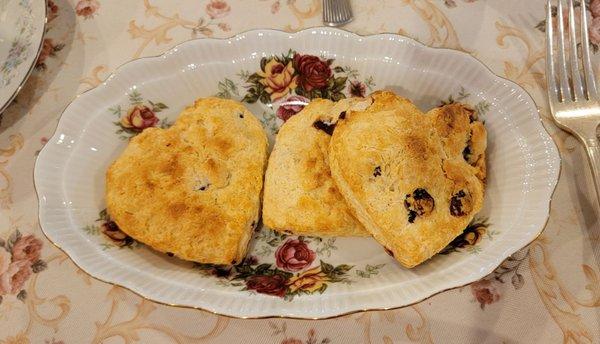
[35,28,560,319]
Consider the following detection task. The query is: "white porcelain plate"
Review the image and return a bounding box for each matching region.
[0,0,46,113]
[34,28,560,319]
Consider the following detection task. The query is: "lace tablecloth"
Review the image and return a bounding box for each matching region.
[1,0,599,343]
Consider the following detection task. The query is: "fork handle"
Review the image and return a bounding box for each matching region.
[583,138,600,206]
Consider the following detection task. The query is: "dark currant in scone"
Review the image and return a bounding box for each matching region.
[312,120,336,135]
[404,188,435,223]
[450,189,473,216]
[373,166,382,177]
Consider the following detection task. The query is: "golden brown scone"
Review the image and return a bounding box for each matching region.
[262,98,371,237]
[106,98,268,265]
[328,91,486,268]
[428,102,487,183]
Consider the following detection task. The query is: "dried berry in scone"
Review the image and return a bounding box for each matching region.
[449,189,474,216]
[312,119,336,135]
[404,188,435,223]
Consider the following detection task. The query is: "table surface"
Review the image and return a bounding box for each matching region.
[1,0,599,343]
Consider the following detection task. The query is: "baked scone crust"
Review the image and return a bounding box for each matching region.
[106,97,268,265]
[262,98,370,237]
[329,91,486,267]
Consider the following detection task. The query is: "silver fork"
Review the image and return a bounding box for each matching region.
[547,0,600,203]
[323,0,353,27]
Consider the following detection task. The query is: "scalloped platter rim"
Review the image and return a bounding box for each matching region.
[34,28,560,319]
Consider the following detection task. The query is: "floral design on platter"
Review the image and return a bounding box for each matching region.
[196,231,384,300]
[354,263,386,278]
[275,238,316,271]
[75,0,100,19]
[0,230,47,304]
[241,50,373,104]
[196,256,350,300]
[439,86,491,116]
[215,50,375,134]
[109,90,170,140]
[536,0,600,53]
[0,0,34,86]
[439,219,494,255]
[83,209,139,250]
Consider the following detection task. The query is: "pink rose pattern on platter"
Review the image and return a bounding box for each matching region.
[276,95,309,121]
[110,90,170,139]
[196,234,355,300]
[275,238,316,272]
[0,230,47,303]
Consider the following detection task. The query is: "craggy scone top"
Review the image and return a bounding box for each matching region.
[263,98,372,237]
[106,98,268,265]
[329,91,487,268]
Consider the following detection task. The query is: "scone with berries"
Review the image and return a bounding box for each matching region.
[328,91,486,267]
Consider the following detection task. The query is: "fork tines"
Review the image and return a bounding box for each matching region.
[323,0,353,27]
[546,0,598,103]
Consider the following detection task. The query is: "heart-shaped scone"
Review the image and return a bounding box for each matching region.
[328,91,486,268]
[106,98,268,265]
[263,98,371,237]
